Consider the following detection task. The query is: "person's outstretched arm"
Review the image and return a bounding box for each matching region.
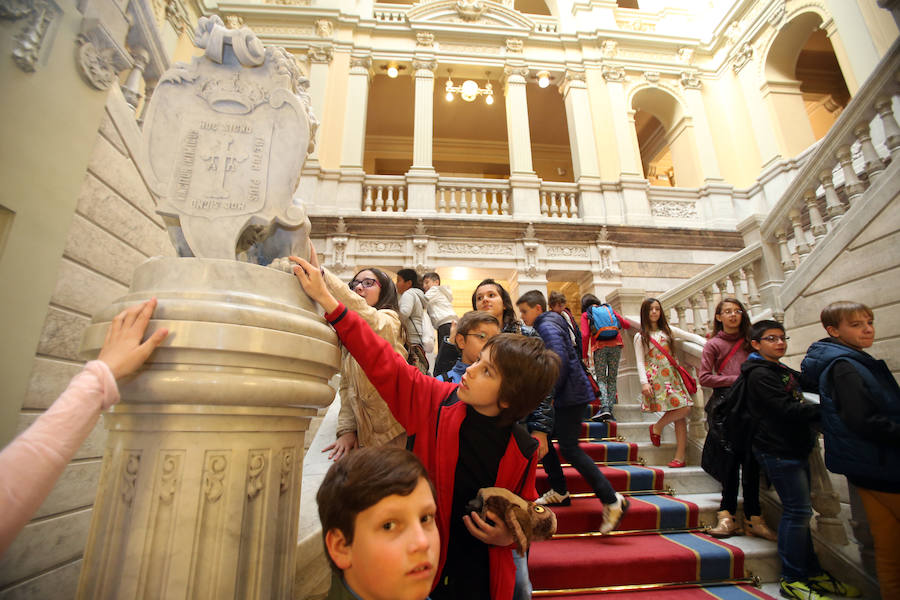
[0,299,168,557]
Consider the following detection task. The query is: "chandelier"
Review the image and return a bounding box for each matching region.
[444,71,494,104]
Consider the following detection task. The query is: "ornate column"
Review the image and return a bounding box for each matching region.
[406,57,439,214]
[336,53,372,211]
[504,65,541,218]
[560,69,603,222]
[732,44,782,167]
[303,45,333,172]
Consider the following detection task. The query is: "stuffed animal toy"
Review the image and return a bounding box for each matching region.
[465,487,557,554]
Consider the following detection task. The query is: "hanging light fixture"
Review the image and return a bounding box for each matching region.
[445,70,494,104]
[536,70,551,88]
[379,63,406,78]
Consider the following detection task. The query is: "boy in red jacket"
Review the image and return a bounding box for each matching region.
[292,257,559,600]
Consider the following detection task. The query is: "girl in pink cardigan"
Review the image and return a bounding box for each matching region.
[0,299,168,556]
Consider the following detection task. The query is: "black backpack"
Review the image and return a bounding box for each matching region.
[701,374,756,482]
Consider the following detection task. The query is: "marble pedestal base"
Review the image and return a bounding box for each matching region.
[76,257,340,600]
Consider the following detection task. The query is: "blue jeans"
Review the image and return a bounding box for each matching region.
[753,450,821,582]
[541,403,618,505]
[513,550,531,600]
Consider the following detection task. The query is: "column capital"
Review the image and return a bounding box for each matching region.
[503,64,529,85]
[601,64,626,82]
[307,44,333,64]
[559,69,587,95]
[679,71,702,89]
[349,54,372,73]
[731,43,753,74]
[412,58,437,75]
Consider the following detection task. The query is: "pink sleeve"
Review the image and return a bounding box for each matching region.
[0,360,118,555]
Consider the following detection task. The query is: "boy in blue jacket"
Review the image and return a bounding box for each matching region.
[802,301,899,599]
[517,290,627,533]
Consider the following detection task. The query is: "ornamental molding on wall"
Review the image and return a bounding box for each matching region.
[1,0,62,72]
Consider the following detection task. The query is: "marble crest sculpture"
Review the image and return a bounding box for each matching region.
[143,15,318,263]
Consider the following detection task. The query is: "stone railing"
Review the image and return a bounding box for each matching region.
[657,243,765,336]
[373,3,408,22]
[759,41,900,281]
[363,175,407,212]
[436,177,511,215]
[539,183,579,218]
[531,16,558,33]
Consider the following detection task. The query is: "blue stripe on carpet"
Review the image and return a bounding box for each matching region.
[638,494,692,529]
[598,442,631,462]
[661,533,737,581]
[605,465,661,491]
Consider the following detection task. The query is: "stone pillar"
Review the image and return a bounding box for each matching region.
[406,57,439,214]
[606,288,645,405]
[504,65,541,218]
[336,54,372,211]
[733,45,782,167]
[560,69,604,223]
[303,45,334,172]
[679,74,721,181]
[76,258,340,600]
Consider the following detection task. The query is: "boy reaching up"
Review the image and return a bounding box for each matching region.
[292,256,559,600]
[318,447,440,600]
[802,302,899,599]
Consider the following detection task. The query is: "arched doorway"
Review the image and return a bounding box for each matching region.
[631,86,702,188]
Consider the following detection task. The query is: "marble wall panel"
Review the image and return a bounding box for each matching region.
[12,417,106,461]
[804,232,900,298]
[618,261,711,278]
[50,258,128,319]
[97,112,127,156]
[86,134,158,223]
[0,510,92,588]
[33,461,102,519]
[62,215,148,285]
[35,307,90,363]
[22,357,82,410]
[0,560,82,600]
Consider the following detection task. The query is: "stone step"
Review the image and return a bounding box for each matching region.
[657,466,723,495]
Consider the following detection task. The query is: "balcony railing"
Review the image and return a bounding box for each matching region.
[363,175,407,212]
[437,177,510,215]
[540,183,579,218]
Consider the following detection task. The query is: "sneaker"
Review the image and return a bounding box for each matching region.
[780,579,830,600]
[807,572,861,598]
[599,493,629,533]
[535,489,571,506]
[591,408,613,422]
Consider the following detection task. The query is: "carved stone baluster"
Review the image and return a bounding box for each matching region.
[449,188,458,213]
[540,191,549,216]
[703,287,716,335]
[490,190,499,213]
[480,189,489,213]
[775,229,795,275]
[121,48,149,110]
[809,440,849,545]
[375,186,384,211]
[875,96,900,160]
[675,303,688,330]
[500,190,510,214]
[363,186,374,211]
[819,170,845,225]
[397,186,406,212]
[569,193,578,218]
[550,192,559,217]
[742,265,762,312]
[804,190,827,244]
[853,121,885,182]
[689,295,704,335]
[460,189,470,213]
[438,188,447,212]
[729,271,746,305]
[789,208,811,259]
[386,185,395,212]
[716,278,730,301]
[836,145,865,204]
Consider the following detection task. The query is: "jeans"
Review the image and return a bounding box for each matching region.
[542,403,617,505]
[512,550,532,600]
[720,450,761,517]
[592,346,622,411]
[753,450,821,581]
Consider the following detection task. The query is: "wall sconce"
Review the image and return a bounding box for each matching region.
[445,70,494,104]
[535,70,551,88]
[380,63,406,78]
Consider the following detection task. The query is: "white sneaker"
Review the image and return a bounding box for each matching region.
[600,493,629,533]
[535,489,571,506]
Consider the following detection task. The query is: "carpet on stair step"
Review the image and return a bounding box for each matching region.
[551,441,638,462]
[536,583,774,599]
[551,495,699,534]
[577,421,617,439]
[529,532,745,590]
[537,465,665,494]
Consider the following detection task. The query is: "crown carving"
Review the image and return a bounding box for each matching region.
[198,73,267,114]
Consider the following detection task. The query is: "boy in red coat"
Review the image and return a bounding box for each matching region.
[292,257,559,600]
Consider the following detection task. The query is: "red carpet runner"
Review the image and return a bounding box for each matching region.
[529,420,775,599]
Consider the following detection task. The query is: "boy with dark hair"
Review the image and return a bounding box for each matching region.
[423,271,458,354]
[292,257,560,600]
[742,319,858,600]
[802,301,899,599]
[318,446,440,600]
[435,310,500,383]
[516,290,627,532]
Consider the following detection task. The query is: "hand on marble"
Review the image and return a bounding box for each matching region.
[306,239,320,269]
[98,298,169,380]
[463,510,514,547]
[323,431,358,461]
[290,256,339,314]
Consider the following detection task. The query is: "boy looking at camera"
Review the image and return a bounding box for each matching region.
[434,311,500,383]
[292,256,559,600]
[318,447,440,600]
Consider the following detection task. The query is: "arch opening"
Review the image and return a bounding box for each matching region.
[631,86,700,188]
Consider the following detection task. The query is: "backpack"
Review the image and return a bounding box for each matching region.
[588,304,620,340]
[704,373,756,460]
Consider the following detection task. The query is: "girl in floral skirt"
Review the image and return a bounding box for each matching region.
[634,298,692,468]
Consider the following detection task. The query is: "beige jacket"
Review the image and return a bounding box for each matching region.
[325,269,408,448]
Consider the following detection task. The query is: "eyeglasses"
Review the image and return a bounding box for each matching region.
[463,332,490,341]
[721,309,743,316]
[349,278,379,290]
[759,335,789,343]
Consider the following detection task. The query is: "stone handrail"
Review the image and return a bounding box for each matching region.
[437,176,511,215]
[657,243,764,336]
[759,40,900,279]
[539,182,579,218]
[363,175,407,212]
